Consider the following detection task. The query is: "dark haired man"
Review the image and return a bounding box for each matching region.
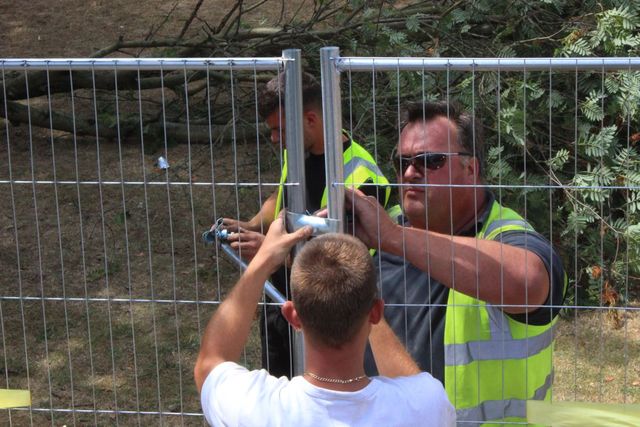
[347,101,566,425]
[216,72,390,378]
[194,222,455,426]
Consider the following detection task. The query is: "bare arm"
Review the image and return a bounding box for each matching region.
[346,189,549,314]
[223,191,278,232]
[389,229,549,313]
[194,217,311,392]
[369,318,420,377]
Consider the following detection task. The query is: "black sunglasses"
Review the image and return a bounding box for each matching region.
[393,152,473,174]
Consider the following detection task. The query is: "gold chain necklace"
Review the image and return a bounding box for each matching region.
[304,372,368,384]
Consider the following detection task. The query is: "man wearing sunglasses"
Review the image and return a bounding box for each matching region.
[347,101,566,425]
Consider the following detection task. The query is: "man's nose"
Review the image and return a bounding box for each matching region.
[270,131,280,144]
[403,163,424,181]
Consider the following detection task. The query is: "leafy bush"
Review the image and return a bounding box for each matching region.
[336,1,640,307]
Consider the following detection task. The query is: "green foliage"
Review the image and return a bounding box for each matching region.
[558,4,640,57]
[578,125,616,157]
[547,148,570,171]
[330,0,640,307]
[580,91,606,122]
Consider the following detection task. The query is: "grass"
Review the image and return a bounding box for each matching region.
[554,307,640,403]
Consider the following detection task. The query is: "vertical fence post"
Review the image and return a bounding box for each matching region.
[282,48,306,376]
[283,49,307,215]
[320,47,345,232]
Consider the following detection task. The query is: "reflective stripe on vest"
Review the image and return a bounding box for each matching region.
[445,307,557,366]
[444,200,557,426]
[274,140,389,219]
[482,219,534,240]
[274,154,288,220]
[343,156,385,182]
[456,371,553,427]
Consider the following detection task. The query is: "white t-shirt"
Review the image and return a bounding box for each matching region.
[200,361,456,427]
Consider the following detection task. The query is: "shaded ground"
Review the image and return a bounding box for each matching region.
[0,122,280,425]
[1,2,289,424]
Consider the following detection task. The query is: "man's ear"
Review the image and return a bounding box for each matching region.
[303,109,319,128]
[466,156,481,179]
[281,301,302,331]
[368,298,384,325]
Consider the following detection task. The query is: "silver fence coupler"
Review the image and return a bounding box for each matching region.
[201,217,286,304]
[285,211,339,236]
[202,217,230,245]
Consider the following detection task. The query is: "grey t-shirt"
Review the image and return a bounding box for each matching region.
[364,200,566,383]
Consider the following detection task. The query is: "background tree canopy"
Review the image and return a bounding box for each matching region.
[2,0,639,308]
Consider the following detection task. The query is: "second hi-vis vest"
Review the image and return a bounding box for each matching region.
[274,140,390,218]
[445,200,567,426]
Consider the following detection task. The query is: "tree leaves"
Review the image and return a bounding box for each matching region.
[578,126,617,158]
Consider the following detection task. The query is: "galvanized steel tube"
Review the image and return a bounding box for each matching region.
[334,57,640,72]
[320,47,345,232]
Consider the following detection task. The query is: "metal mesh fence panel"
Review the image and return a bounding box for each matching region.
[2,52,640,426]
[0,57,293,425]
[321,51,640,423]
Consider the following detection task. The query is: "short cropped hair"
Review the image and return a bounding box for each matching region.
[290,233,378,348]
[401,101,484,174]
[257,72,323,120]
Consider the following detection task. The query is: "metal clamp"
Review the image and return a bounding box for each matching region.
[285,212,339,236]
[202,217,230,245]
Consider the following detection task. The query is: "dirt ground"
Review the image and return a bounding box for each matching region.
[1,1,290,424]
[0,0,272,57]
[1,1,639,425]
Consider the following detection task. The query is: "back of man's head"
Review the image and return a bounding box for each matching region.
[257,71,322,120]
[290,233,377,348]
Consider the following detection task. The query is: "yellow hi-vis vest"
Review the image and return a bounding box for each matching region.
[445,200,566,426]
[274,140,391,218]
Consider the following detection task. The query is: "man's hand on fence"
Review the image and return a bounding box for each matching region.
[217,217,253,232]
[195,215,310,391]
[252,214,312,274]
[345,188,398,251]
[225,228,265,261]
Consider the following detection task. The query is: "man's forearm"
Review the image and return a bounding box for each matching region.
[246,191,277,231]
[382,229,549,311]
[369,319,420,377]
[194,217,311,392]
[194,258,271,391]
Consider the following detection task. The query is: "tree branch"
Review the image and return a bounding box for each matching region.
[2,69,238,101]
[0,97,263,145]
[178,0,205,40]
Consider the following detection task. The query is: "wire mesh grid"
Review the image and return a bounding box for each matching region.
[1,54,639,426]
[322,54,640,422]
[0,58,288,425]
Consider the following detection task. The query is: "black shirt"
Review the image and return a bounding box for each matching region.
[270,152,327,296]
[304,152,327,214]
[275,140,385,295]
[364,194,566,383]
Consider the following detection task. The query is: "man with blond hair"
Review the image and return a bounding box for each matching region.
[194,218,455,426]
